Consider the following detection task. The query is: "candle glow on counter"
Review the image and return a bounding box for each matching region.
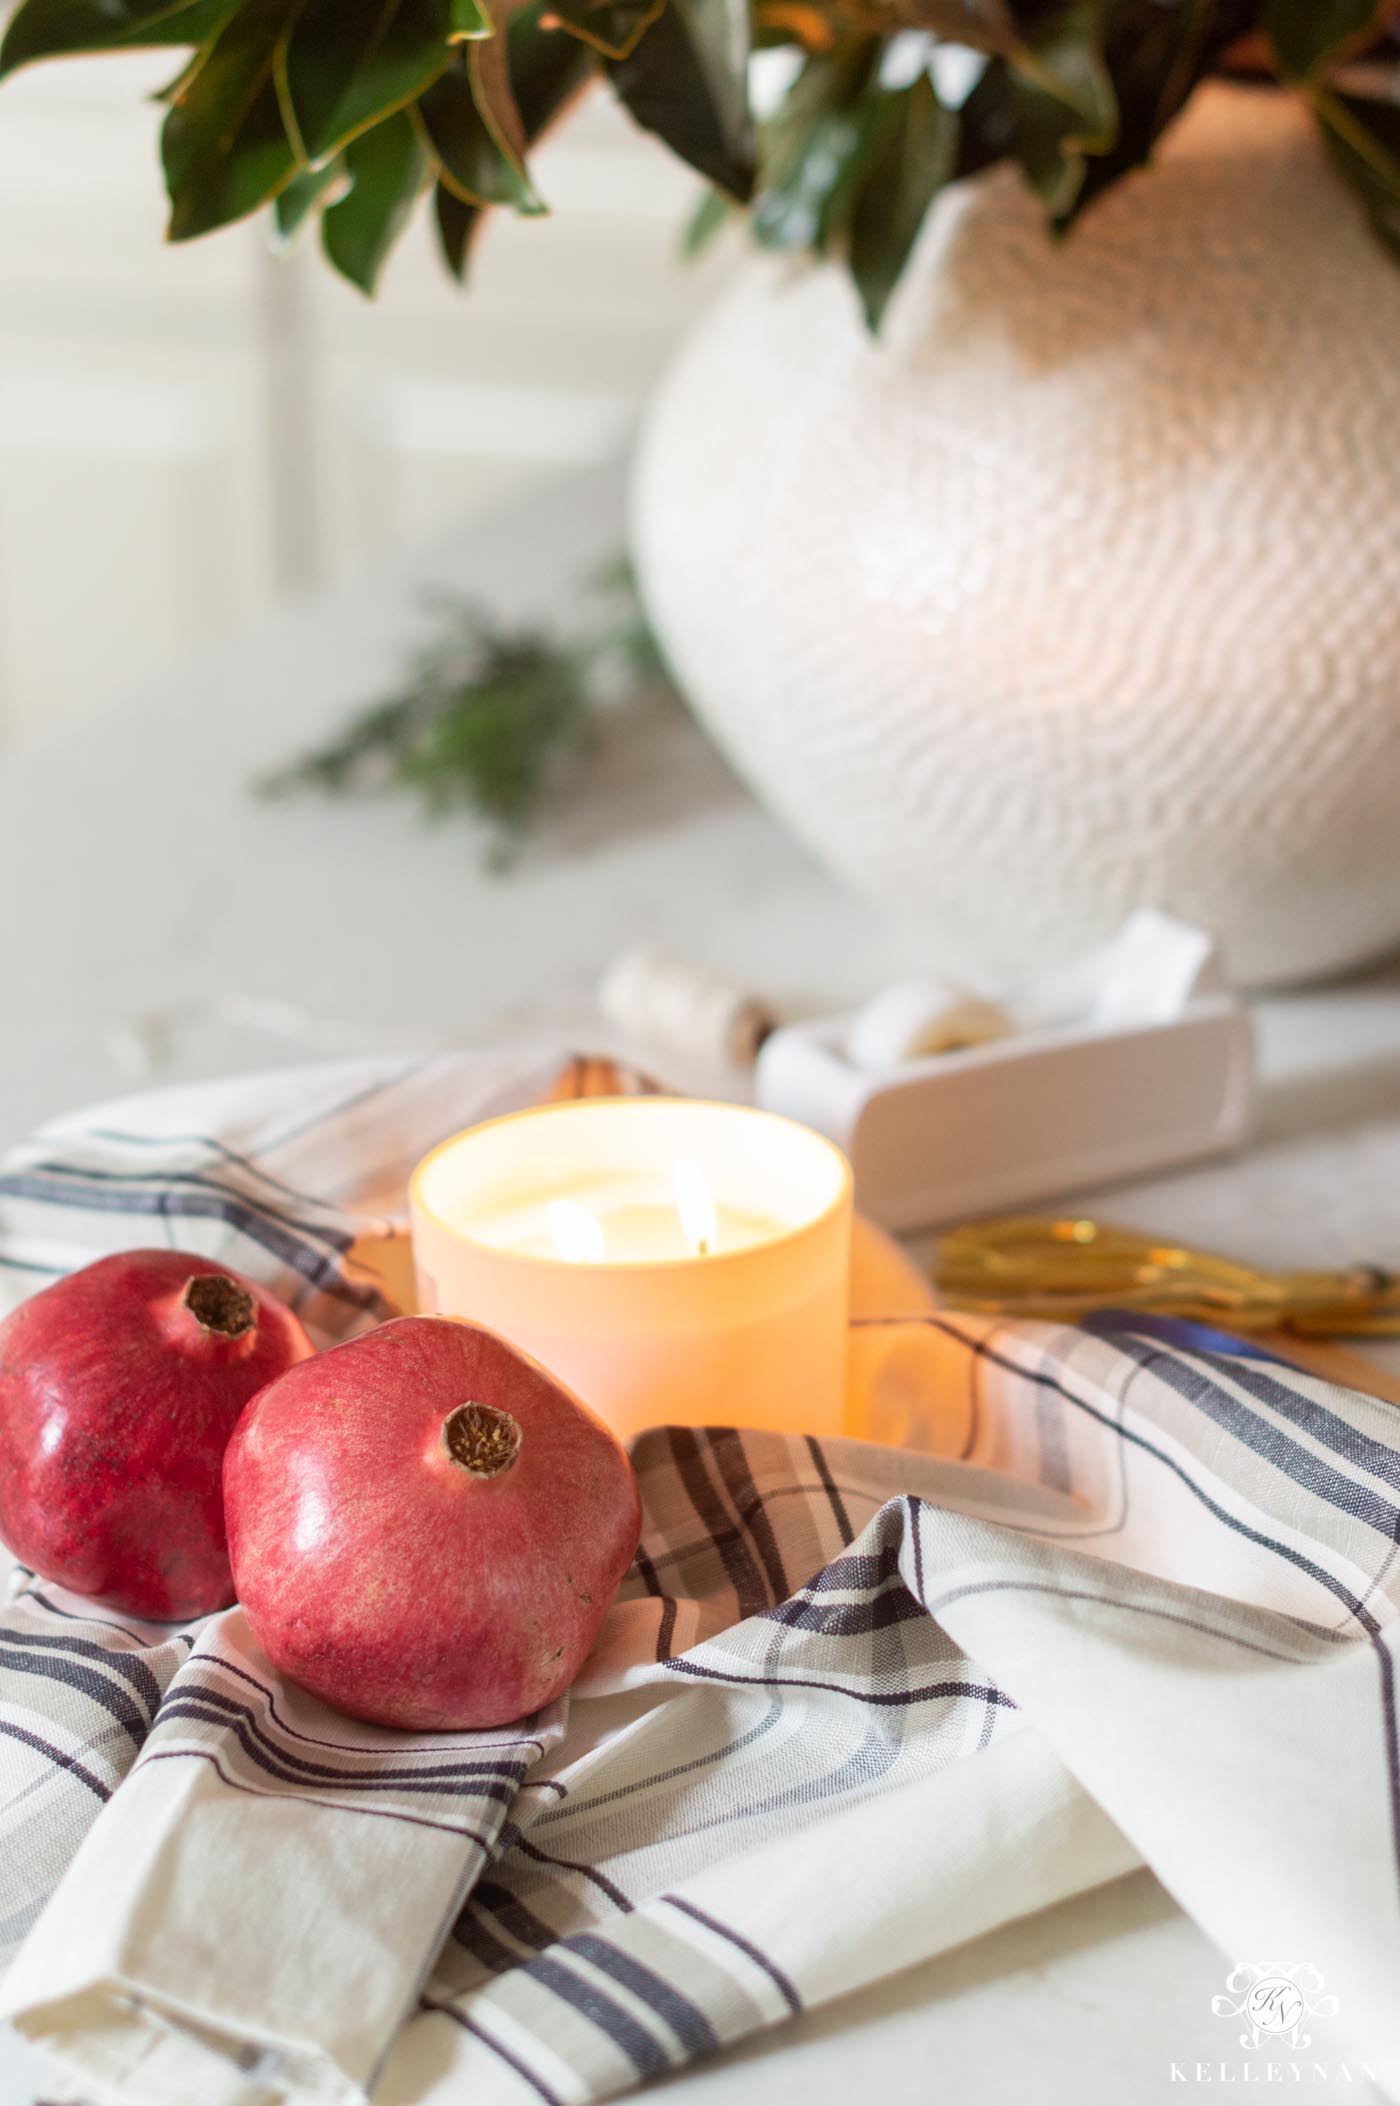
[409,1099,853,1445]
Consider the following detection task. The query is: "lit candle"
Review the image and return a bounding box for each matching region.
[409,1099,852,1445]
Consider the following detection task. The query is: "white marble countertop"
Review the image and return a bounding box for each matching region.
[2,461,1399,2105]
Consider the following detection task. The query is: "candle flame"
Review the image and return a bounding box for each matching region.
[547,1198,606,1264]
[673,1158,719,1258]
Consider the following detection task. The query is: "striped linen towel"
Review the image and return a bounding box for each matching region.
[1,1056,1399,2106]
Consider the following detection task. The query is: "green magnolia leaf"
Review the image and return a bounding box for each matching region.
[274,154,345,239]
[161,0,299,240]
[466,9,530,171]
[417,58,541,207]
[449,0,490,36]
[434,175,482,274]
[1013,2,1116,134]
[1062,0,1219,220]
[151,14,245,104]
[506,5,595,136]
[1315,84,1400,254]
[282,0,456,162]
[463,3,595,180]
[609,0,754,200]
[546,0,662,62]
[680,0,752,174]
[428,10,590,279]
[0,0,233,75]
[322,107,426,289]
[849,74,957,329]
[128,0,238,44]
[151,18,233,105]
[755,104,878,248]
[753,49,880,253]
[1002,2,1117,214]
[1265,0,1384,82]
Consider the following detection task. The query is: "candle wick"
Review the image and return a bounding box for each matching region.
[698,1239,709,1257]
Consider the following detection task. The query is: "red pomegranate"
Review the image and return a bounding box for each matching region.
[224,1316,642,1730]
[0,1249,314,1619]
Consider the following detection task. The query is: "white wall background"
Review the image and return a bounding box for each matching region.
[0,50,735,746]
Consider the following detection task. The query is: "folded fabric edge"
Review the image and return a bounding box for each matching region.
[3,1985,364,2106]
[377,1727,1146,2106]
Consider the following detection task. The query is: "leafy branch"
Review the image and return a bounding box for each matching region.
[1,0,1398,321]
[260,567,681,866]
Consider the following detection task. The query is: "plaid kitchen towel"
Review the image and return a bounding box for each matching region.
[1,1054,1399,2105]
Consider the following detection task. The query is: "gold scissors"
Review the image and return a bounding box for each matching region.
[935,1216,1400,1338]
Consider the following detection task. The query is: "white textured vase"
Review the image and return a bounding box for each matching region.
[632,84,1400,988]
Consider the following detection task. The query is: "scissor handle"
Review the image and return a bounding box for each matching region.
[935,1218,1400,1338]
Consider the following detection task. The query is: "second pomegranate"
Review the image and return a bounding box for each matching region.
[224,1315,642,1731]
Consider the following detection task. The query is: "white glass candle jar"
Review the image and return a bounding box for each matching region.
[409,1099,852,1446]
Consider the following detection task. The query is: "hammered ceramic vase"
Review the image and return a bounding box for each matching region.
[632,83,1400,988]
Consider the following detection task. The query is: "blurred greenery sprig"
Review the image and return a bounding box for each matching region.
[1,0,1397,323]
[261,564,679,865]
